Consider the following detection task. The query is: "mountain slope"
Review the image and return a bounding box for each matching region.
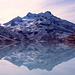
[62,33,75,41]
[3,11,75,41]
[0,26,19,40]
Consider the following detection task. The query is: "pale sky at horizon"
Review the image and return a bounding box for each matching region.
[0,0,75,23]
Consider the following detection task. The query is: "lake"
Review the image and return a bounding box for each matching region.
[0,42,75,75]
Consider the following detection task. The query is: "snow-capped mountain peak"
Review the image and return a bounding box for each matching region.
[3,11,75,41]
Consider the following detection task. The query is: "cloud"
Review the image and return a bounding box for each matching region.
[41,0,75,23]
[0,0,75,23]
[0,0,44,23]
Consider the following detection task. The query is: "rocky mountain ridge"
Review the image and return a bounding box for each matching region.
[1,11,75,42]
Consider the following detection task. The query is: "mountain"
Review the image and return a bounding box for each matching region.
[3,11,75,41]
[0,35,15,43]
[0,35,16,50]
[4,16,23,26]
[62,33,75,41]
[0,42,75,71]
[0,26,20,40]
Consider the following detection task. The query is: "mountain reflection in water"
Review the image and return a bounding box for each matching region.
[0,42,75,71]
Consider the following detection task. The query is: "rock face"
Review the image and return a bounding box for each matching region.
[0,35,16,44]
[4,16,23,26]
[3,11,75,41]
[0,26,20,41]
[62,33,75,41]
[0,26,18,39]
[0,35,16,49]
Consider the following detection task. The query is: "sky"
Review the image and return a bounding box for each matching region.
[0,0,75,23]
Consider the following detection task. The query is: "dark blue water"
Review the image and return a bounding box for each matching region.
[0,42,75,75]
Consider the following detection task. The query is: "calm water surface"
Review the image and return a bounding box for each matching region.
[0,42,75,75]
